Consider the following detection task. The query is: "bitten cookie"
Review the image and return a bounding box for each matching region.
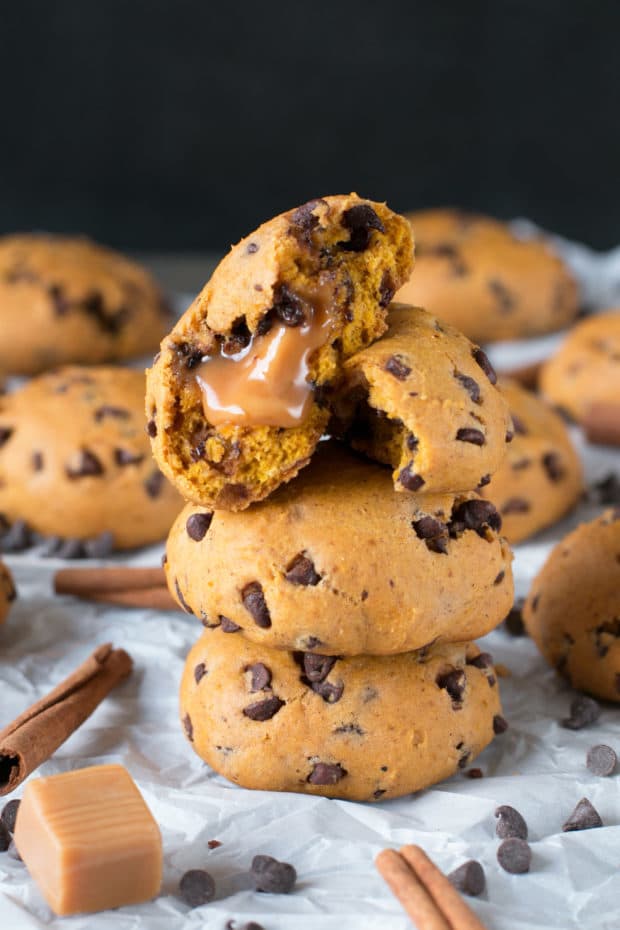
[166,444,513,655]
[396,209,579,343]
[331,304,512,494]
[540,310,620,422]
[0,234,171,375]
[523,510,620,701]
[0,560,16,625]
[480,380,582,543]
[0,367,181,550]
[180,628,504,801]
[146,194,414,511]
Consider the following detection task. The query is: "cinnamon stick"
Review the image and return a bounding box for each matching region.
[0,644,132,795]
[400,846,487,930]
[88,587,178,611]
[55,567,166,597]
[376,849,451,930]
[583,402,620,446]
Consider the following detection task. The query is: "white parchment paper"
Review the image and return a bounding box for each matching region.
[0,232,619,930]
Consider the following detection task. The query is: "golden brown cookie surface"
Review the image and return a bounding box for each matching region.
[166,444,513,655]
[523,510,620,701]
[540,310,620,422]
[0,234,171,374]
[146,194,413,511]
[396,209,578,343]
[332,304,512,493]
[0,367,181,549]
[180,628,504,801]
[481,380,583,543]
[0,559,16,625]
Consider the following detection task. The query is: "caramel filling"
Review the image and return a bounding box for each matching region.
[196,290,334,428]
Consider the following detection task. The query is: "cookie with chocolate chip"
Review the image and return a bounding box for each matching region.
[396,209,579,343]
[331,304,512,494]
[180,626,503,801]
[166,444,513,655]
[540,309,620,424]
[146,194,414,511]
[0,234,171,375]
[523,510,620,701]
[0,367,181,549]
[480,379,582,543]
[0,559,16,625]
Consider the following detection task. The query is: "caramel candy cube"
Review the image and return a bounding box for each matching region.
[14,764,162,915]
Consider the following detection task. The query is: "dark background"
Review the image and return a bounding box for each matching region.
[1,0,619,252]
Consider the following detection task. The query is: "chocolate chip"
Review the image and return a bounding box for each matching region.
[65,448,103,479]
[450,499,502,536]
[176,341,205,369]
[220,616,241,632]
[94,405,130,422]
[226,922,265,930]
[289,199,324,245]
[114,448,145,466]
[207,839,222,849]
[174,579,194,616]
[39,535,63,557]
[378,270,395,308]
[494,570,505,585]
[146,418,157,438]
[412,515,449,554]
[399,464,425,491]
[241,581,271,628]
[144,470,164,499]
[308,762,347,785]
[448,860,485,897]
[436,668,466,705]
[511,413,528,435]
[1,799,20,833]
[30,450,44,472]
[285,552,321,586]
[340,204,385,252]
[503,603,526,636]
[562,797,603,832]
[590,473,620,505]
[495,805,528,840]
[587,744,617,777]
[246,662,271,691]
[186,512,213,541]
[0,520,32,553]
[505,429,514,443]
[457,745,471,769]
[0,821,9,852]
[465,768,484,779]
[83,531,115,558]
[477,473,491,488]
[56,538,86,559]
[542,451,565,482]
[497,838,531,874]
[472,347,497,384]
[302,653,337,683]
[271,283,309,327]
[179,869,215,907]
[384,354,411,380]
[311,680,344,703]
[250,855,297,894]
[48,283,70,315]
[562,695,601,730]
[0,428,14,448]
[488,278,515,312]
[456,427,485,446]
[493,715,509,734]
[406,433,419,451]
[467,652,493,670]
[194,663,207,684]
[501,497,530,514]
[182,713,194,742]
[455,372,481,404]
[246,241,259,254]
[243,696,285,721]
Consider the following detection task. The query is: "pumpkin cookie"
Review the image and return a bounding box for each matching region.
[146,194,413,510]
[331,304,512,494]
[0,234,171,374]
[396,209,578,343]
[523,510,620,701]
[166,444,513,656]
[481,380,582,543]
[0,367,181,550]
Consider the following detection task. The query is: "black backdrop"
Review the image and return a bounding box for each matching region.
[1,0,619,251]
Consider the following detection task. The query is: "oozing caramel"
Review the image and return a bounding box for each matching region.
[196,291,334,428]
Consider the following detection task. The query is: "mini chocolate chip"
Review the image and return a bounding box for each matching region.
[247,662,271,691]
[0,428,13,448]
[94,405,130,422]
[466,767,484,779]
[241,581,271,628]
[0,821,9,852]
[179,869,215,907]
[493,715,509,734]
[436,668,466,704]
[378,270,395,308]
[194,663,207,684]
[144,470,164,499]
[488,278,515,312]
[412,515,449,554]
[83,531,115,558]
[251,855,297,894]
[384,354,412,380]
[477,473,491,488]
[303,653,337,682]
[399,464,425,491]
[65,448,104,479]
[562,695,601,730]
[226,922,265,930]
[340,204,385,252]
[562,797,603,832]
[503,602,526,636]
[302,635,323,649]
[511,413,528,435]
[334,723,365,735]
[311,680,344,703]
[494,570,505,585]
[586,744,617,777]
[146,418,157,438]
[505,429,514,443]
[114,448,145,466]
[186,512,213,541]
[450,499,502,536]
[1,799,20,833]
[246,241,259,254]
[0,520,32,553]
[542,451,565,482]
[472,347,497,384]
[207,839,222,849]
[31,450,44,471]
[308,761,347,784]
[285,552,321,586]
[243,696,285,721]
[497,838,531,874]
[183,713,194,742]
[456,427,485,445]
[455,372,482,404]
[495,805,528,840]
[448,860,485,897]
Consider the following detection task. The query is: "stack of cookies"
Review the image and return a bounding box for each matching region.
[147,194,514,801]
